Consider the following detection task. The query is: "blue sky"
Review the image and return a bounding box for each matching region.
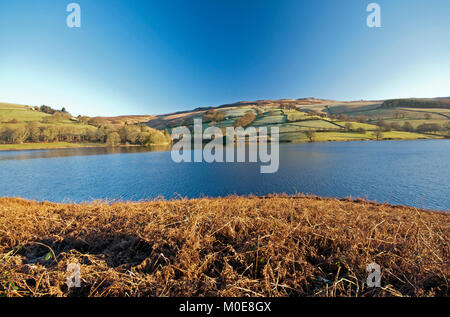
[0,0,449,116]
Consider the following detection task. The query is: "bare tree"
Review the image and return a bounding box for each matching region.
[305,129,316,142]
[373,128,384,141]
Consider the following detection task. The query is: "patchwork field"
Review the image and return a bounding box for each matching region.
[144,98,449,143]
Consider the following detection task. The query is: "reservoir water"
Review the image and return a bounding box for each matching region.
[0,140,448,211]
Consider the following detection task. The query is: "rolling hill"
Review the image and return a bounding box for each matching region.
[1,96,449,149]
[141,97,450,143]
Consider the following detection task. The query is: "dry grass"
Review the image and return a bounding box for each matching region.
[0,195,448,297]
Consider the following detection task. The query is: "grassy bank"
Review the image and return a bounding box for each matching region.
[0,142,106,151]
[0,195,448,297]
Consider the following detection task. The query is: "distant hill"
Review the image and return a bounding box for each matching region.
[91,115,156,125]
[381,98,450,109]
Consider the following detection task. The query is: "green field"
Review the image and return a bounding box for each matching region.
[0,103,97,135]
[0,102,172,149]
[338,108,447,121]
[253,114,285,125]
[0,103,50,122]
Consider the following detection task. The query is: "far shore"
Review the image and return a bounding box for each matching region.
[0,142,163,152]
[0,134,448,152]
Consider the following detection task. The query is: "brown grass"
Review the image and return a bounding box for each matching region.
[0,195,448,297]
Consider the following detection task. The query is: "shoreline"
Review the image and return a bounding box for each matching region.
[0,136,447,152]
[1,193,446,213]
[0,143,149,152]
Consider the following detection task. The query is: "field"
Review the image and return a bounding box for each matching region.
[0,195,448,297]
[0,103,95,132]
[0,103,50,122]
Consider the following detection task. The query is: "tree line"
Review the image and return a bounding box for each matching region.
[0,122,172,146]
[0,104,172,146]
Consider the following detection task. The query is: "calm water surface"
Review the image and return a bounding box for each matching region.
[0,140,449,211]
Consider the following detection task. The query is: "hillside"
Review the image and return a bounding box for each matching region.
[0,103,171,150]
[0,103,51,122]
[382,98,450,109]
[1,96,449,149]
[0,195,448,297]
[143,97,450,143]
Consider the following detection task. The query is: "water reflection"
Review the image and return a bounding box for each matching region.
[0,145,171,161]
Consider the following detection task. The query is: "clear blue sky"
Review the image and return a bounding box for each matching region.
[0,0,449,116]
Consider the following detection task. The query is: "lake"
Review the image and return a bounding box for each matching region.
[0,140,449,211]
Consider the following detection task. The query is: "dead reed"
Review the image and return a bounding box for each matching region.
[0,194,448,297]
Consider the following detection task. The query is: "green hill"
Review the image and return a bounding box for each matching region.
[143,97,450,143]
[0,102,170,150]
[0,103,50,123]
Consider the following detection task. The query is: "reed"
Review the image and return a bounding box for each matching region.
[0,195,448,297]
